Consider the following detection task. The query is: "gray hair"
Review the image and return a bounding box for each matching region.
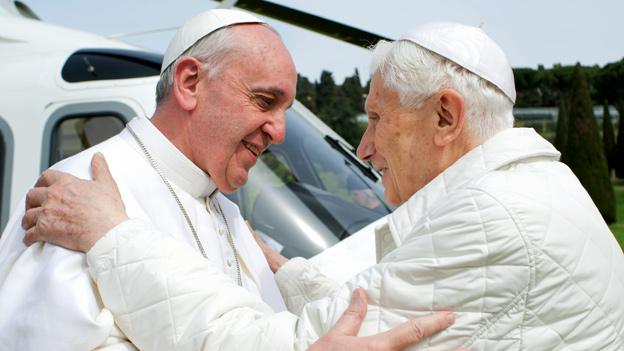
[155,26,237,106]
[370,40,514,142]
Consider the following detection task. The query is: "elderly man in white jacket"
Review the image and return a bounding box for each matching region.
[23,23,624,350]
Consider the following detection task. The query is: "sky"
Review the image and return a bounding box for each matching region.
[22,0,624,84]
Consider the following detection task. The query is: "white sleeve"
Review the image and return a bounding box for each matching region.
[274,257,339,316]
[0,204,135,351]
[87,219,323,351]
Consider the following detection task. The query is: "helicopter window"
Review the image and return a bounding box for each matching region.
[302,137,384,211]
[238,150,296,217]
[50,115,125,164]
[62,49,162,82]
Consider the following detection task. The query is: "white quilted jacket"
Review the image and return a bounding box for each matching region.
[87,128,624,350]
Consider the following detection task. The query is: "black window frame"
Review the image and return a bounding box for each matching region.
[0,116,14,232]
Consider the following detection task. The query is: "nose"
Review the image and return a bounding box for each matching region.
[262,111,286,145]
[356,126,375,161]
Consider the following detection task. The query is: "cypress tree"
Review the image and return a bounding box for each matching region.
[554,95,569,159]
[565,64,615,223]
[616,100,624,178]
[602,100,616,175]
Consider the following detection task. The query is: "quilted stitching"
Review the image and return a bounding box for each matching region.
[308,129,624,350]
[87,129,623,351]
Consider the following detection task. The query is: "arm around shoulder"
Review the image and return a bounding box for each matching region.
[87,218,303,351]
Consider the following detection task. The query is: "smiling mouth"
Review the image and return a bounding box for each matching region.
[243,141,261,157]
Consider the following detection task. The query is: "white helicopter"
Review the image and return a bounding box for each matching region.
[0,0,392,281]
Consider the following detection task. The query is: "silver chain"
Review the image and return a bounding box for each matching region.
[126,124,242,286]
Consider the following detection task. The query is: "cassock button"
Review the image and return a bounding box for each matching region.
[227,258,233,267]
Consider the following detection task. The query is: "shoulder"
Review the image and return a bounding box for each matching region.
[49,134,138,180]
[467,159,589,234]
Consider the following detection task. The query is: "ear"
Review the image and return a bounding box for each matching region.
[433,89,466,147]
[171,57,204,111]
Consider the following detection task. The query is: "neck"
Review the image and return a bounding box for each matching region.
[436,133,480,179]
[150,107,194,162]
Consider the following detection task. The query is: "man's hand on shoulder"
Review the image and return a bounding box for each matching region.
[21,152,129,252]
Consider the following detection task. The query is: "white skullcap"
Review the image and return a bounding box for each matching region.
[400,22,516,103]
[161,9,265,73]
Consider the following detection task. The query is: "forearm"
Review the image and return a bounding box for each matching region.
[275,257,340,315]
[87,219,308,351]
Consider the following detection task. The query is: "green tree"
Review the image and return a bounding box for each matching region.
[564,64,615,223]
[341,69,365,115]
[296,74,317,113]
[513,67,542,107]
[315,71,361,146]
[554,95,569,158]
[616,100,624,178]
[595,59,624,177]
[602,101,617,175]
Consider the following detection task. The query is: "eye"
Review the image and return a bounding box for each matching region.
[367,112,380,123]
[255,94,275,110]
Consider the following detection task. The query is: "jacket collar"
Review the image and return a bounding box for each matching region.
[121,117,218,198]
[385,128,560,247]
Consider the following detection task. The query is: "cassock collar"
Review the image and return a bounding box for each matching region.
[122,117,218,198]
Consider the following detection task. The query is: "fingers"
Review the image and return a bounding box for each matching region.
[34,169,64,187]
[23,226,43,246]
[380,312,455,350]
[21,206,43,231]
[25,187,47,211]
[91,152,113,183]
[327,288,368,337]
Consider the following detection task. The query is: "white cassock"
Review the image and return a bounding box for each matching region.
[0,117,286,350]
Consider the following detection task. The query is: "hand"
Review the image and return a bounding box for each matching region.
[247,221,288,272]
[22,153,129,252]
[308,288,460,351]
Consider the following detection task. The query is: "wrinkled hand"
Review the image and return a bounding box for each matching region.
[308,288,459,351]
[247,222,288,272]
[22,153,128,252]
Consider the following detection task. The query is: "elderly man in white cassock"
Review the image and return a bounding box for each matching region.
[0,9,454,351]
[20,20,624,350]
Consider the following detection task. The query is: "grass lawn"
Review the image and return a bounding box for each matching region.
[608,181,624,249]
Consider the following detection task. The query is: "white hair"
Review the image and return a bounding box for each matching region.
[155,26,237,106]
[370,40,514,142]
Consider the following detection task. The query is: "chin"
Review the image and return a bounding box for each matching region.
[227,175,249,192]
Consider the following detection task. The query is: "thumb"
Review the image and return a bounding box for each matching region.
[327,288,368,337]
[91,152,114,182]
